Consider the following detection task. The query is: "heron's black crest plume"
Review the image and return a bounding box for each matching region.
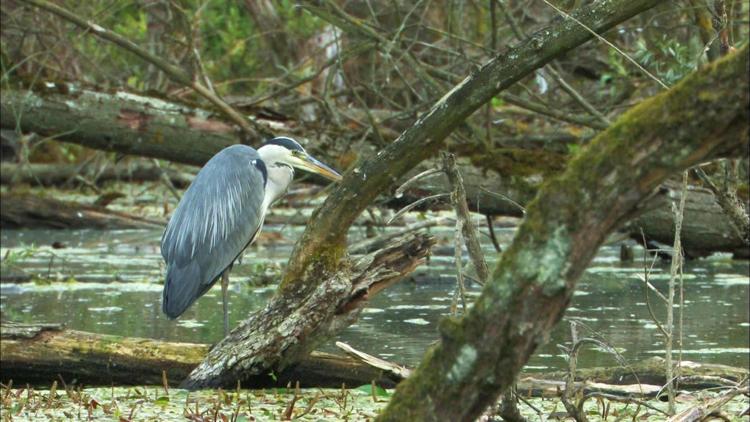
[264,136,305,152]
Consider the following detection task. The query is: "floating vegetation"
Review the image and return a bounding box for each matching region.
[87,306,123,313]
[645,348,750,355]
[403,318,430,325]
[2,383,748,421]
[387,304,445,310]
[176,319,205,329]
[0,384,388,421]
[714,274,750,287]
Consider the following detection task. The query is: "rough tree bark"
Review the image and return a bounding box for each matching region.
[182,0,667,389]
[0,322,400,388]
[377,45,748,421]
[4,322,745,392]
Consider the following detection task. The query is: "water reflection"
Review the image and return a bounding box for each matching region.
[1,226,748,373]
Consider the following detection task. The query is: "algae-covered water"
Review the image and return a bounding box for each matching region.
[2,385,748,421]
[1,219,748,373]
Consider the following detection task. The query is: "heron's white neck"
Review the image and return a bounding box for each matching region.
[258,146,294,212]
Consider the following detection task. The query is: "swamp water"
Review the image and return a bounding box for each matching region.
[1,221,748,373]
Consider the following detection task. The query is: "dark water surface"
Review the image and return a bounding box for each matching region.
[1,224,748,373]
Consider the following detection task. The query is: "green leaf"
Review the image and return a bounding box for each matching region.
[153,396,170,406]
[354,384,390,398]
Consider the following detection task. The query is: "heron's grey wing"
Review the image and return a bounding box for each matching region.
[160,145,267,318]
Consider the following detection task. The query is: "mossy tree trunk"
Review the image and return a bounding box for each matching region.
[182,0,665,389]
[377,46,748,421]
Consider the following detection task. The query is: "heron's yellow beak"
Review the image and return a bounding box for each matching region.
[291,152,343,182]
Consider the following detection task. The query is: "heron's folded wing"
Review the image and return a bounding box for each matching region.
[160,145,266,318]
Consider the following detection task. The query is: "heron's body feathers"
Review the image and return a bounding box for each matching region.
[161,145,267,319]
[159,137,341,325]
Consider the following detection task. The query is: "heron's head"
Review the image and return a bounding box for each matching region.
[258,137,342,182]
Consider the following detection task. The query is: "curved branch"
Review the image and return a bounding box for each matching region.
[283,0,665,287]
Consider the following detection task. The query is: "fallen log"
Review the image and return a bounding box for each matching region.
[3,322,746,394]
[0,162,193,188]
[627,182,749,258]
[182,231,436,389]
[668,385,749,422]
[402,163,749,257]
[0,192,163,229]
[0,84,237,167]
[0,322,398,388]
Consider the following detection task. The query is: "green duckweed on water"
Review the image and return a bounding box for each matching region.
[2,384,748,421]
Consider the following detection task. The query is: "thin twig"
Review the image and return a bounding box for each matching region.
[451,219,468,314]
[664,171,689,414]
[545,66,612,126]
[499,93,607,130]
[636,274,668,303]
[496,1,611,128]
[540,0,669,90]
[580,392,669,417]
[479,187,526,214]
[486,214,502,253]
[394,168,443,198]
[387,193,450,225]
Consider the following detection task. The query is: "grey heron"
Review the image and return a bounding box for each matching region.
[160,137,342,335]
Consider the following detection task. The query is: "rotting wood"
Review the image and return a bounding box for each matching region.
[335,341,413,380]
[19,0,265,140]
[3,322,744,394]
[0,322,398,388]
[0,192,163,229]
[0,162,193,188]
[442,152,489,284]
[627,181,749,258]
[0,84,237,167]
[402,163,750,258]
[667,384,749,422]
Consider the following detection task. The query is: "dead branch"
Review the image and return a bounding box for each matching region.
[0,192,163,229]
[0,162,192,188]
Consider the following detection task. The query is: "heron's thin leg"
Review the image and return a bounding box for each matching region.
[221,271,230,337]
